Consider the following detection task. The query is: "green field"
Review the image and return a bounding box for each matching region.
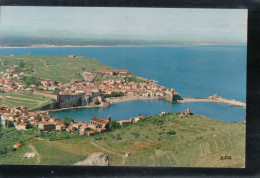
[0,92,53,109]
[0,55,114,83]
[0,113,245,167]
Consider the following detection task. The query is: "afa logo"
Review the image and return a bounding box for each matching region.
[220,156,232,160]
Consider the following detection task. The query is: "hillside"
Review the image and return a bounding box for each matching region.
[0,55,114,83]
[0,92,53,110]
[0,113,245,167]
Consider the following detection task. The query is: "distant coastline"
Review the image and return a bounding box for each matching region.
[0,43,246,49]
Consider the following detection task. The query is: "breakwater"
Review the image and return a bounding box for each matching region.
[180,95,246,108]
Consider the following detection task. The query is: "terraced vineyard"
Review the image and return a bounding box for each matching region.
[0,92,53,109]
[0,113,245,167]
[0,55,114,83]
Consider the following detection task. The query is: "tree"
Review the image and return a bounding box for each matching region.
[109,120,120,130]
[23,76,41,86]
[94,99,101,105]
[0,120,2,138]
[5,120,12,128]
[19,61,25,68]
[116,133,122,140]
[64,117,74,126]
[19,140,24,145]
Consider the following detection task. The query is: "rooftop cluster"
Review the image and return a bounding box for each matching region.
[0,106,147,136]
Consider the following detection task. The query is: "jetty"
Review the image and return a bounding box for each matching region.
[180,94,246,108]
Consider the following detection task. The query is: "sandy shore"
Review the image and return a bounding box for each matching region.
[106,96,167,104]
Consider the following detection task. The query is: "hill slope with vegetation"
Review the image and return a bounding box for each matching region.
[0,55,114,83]
[0,113,245,167]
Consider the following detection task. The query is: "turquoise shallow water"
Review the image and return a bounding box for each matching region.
[0,45,246,122]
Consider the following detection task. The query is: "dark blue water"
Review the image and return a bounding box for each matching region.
[0,45,246,122]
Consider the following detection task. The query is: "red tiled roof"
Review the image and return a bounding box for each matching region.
[28,112,37,117]
[13,143,21,148]
[18,123,28,126]
[87,131,95,134]
[0,110,10,113]
[91,117,109,125]
[40,122,55,126]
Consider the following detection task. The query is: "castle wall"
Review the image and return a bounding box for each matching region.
[58,93,88,108]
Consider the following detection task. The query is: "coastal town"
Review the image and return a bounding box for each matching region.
[0,57,176,137]
[0,58,176,111]
[0,104,148,136]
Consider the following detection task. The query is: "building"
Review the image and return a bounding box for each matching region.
[79,125,89,135]
[86,130,95,136]
[96,127,108,133]
[38,122,56,132]
[17,123,29,130]
[119,120,133,126]
[23,152,36,158]
[89,116,111,129]
[56,123,66,131]
[68,55,76,58]
[133,116,146,123]
[93,69,133,77]
[57,93,88,108]
[13,143,22,148]
[72,121,87,130]
[125,152,131,157]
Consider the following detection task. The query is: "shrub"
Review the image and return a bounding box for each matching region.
[151,119,164,126]
[64,117,74,126]
[116,133,122,140]
[110,134,116,139]
[94,99,101,105]
[95,135,102,140]
[5,120,12,128]
[167,130,176,135]
[19,61,25,68]
[132,132,140,139]
[109,120,120,130]
[23,76,41,86]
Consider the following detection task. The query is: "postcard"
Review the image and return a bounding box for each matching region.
[0,7,247,168]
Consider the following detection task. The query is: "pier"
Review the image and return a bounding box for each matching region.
[180,94,246,108]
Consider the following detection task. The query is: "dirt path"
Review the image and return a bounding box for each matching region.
[34,137,50,142]
[7,96,40,102]
[40,59,48,68]
[28,144,41,164]
[90,141,118,155]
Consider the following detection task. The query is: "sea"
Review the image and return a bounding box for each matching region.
[0,45,247,123]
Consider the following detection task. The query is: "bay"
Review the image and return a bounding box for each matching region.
[0,45,246,122]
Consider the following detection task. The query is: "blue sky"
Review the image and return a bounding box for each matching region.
[0,7,247,43]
